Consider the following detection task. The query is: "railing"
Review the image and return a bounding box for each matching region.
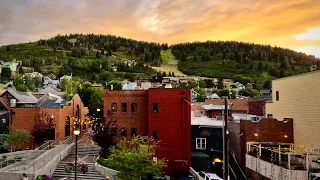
[93,155,119,180]
[0,140,57,169]
[229,152,247,180]
[189,167,204,180]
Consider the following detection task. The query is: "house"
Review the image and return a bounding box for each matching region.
[43,77,60,88]
[229,118,294,179]
[266,70,320,151]
[259,89,272,98]
[33,86,65,99]
[205,99,248,114]
[0,98,10,134]
[207,93,220,99]
[47,73,57,80]
[0,92,88,149]
[104,89,191,175]
[234,82,245,90]
[122,82,138,90]
[191,107,223,176]
[0,61,17,73]
[1,88,39,107]
[24,72,43,79]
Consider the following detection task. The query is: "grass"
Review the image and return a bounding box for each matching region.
[112,51,132,60]
[68,38,77,43]
[151,49,187,76]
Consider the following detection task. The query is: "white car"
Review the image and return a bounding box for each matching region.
[199,171,223,180]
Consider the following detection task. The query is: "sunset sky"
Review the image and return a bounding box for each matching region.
[0,0,319,57]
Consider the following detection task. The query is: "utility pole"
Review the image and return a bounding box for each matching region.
[223,98,229,180]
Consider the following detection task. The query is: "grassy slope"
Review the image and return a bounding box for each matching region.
[151,49,186,76]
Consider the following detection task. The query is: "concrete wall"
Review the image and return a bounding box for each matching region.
[94,162,119,180]
[266,71,320,150]
[246,154,308,180]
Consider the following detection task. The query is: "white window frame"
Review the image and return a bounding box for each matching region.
[196,138,206,150]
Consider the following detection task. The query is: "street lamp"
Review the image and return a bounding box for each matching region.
[73,128,80,180]
[96,108,101,112]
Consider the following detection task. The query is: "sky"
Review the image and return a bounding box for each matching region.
[0,0,319,57]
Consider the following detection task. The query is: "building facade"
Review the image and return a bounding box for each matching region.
[266,70,320,151]
[104,89,192,175]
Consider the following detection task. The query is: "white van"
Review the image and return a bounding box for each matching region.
[199,171,223,180]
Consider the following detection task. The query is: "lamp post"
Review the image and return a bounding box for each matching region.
[73,128,80,180]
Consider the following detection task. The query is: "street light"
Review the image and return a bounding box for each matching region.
[96,108,101,112]
[73,128,80,180]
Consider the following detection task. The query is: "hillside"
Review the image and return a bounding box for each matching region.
[171,41,320,79]
[0,34,319,83]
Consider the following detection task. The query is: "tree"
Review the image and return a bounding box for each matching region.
[257,62,264,71]
[1,67,11,79]
[187,80,198,89]
[16,84,28,92]
[93,119,118,157]
[194,88,207,102]
[217,78,224,89]
[99,71,114,83]
[204,79,214,88]
[198,79,207,88]
[107,80,123,90]
[32,112,56,145]
[216,88,230,97]
[60,78,69,91]
[0,130,31,152]
[88,88,103,115]
[162,72,167,77]
[98,136,166,180]
[172,72,175,77]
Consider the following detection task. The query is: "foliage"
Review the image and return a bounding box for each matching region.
[1,67,11,80]
[172,41,315,79]
[98,136,166,180]
[107,80,123,90]
[0,130,31,151]
[233,75,251,85]
[93,120,118,157]
[216,88,230,97]
[194,88,207,102]
[32,112,56,145]
[79,163,89,174]
[239,89,259,97]
[217,78,224,89]
[36,175,51,180]
[198,79,207,88]
[64,163,74,175]
[204,79,215,88]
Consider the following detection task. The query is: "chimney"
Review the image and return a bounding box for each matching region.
[111,85,113,90]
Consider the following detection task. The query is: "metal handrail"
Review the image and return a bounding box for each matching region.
[0,140,57,169]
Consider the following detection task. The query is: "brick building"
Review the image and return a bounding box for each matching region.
[0,89,88,149]
[228,118,294,173]
[104,89,191,175]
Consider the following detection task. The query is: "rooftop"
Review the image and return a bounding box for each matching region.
[191,111,223,127]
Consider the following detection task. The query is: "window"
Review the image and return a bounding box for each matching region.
[111,103,117,112]
[267,114,273,118]
[152,131,158,140]
[120,128,127,138]
[131,103,137,113]
[276,91,279,101]
[131,128,137,137]
[111,128,117,135]
[121,103,127,112]
[196,138,206,150]
[152,103,159,112]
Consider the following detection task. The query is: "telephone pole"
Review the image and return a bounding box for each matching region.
[223,98,229,180]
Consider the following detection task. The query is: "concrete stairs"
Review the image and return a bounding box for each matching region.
[52,163,106,180]
[69,145,101,155]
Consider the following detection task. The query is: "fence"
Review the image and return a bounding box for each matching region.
[0,140,56,169]
[246,154,308,180]
[189,167,204,180]
[0,136,74,180]
[93,155,119,180]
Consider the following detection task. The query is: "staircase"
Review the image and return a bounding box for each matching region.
[52,143,105,180]
[52,163,106,180]
[229,152,248,180]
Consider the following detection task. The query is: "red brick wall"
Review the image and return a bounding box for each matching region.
[148,89,191,174]
[248,100,266,116]
[104,90,149,137]
[10,95,88,149]
[241,118,293,143]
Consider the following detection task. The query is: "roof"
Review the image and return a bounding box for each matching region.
[40,86,61,93]
[0,98,10,110]
[260,89,272,94]
[273,70,320,81]
[191,112,223,127]
[205,99,248,112]
[202,104,230,110]
[6,88,38,104]
[38,99,66,108]
[192,152,210,158]
[43,79,59,85]
[123,82,137,90]
[208,93,220,99]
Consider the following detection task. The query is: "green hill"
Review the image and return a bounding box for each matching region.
[0,34,319,83]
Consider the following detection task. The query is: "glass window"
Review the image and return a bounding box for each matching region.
[276,91,279,101]
[196,138,206,150]
[131,128,137,137]
[152,103,159,112]
[111,103,117,112]
[121,103,127,112]
[152,131,158,140]
[120,128,127,138]
[131,103,137,113]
